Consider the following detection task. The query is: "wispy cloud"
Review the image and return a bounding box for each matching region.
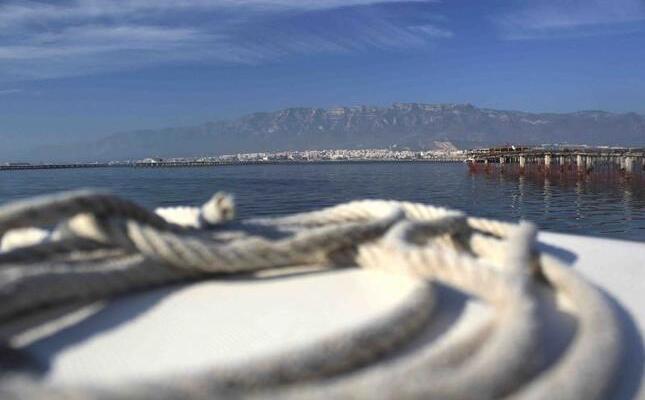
[0,89,22,96]
[496,0,645,40]
[0,0,448,81]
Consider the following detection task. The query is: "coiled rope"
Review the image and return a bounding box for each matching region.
[0,190,622,399]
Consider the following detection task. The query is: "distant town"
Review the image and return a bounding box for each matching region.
[0,148,464,170]
[138,148,464,164]
[2,145,643,171]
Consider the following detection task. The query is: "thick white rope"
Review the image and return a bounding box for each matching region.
[0,190,623,400]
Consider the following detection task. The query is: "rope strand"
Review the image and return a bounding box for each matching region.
[0,190,623,400]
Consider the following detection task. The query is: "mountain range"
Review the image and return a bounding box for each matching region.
[7,103,645,162]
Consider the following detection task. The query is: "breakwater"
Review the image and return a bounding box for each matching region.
[0,158,463,171]
[0,163,114,171]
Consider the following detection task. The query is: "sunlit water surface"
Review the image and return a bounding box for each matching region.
[1,163,643,241]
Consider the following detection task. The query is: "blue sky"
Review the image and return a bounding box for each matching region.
[1,0,645,145]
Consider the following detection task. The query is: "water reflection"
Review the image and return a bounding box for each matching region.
[543,177,551,217]
[623,187,633,224]
[518,175,526,220]
[575,181,583,225]
[470,162,644,240]
[0,163,643,241]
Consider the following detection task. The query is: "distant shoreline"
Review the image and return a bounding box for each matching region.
[0,158,465,172]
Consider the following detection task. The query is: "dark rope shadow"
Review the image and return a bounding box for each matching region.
[536,241,578,265]
[21,286,174,374]
[373,283,469,363]
[18,265,348,376]
[599,289,644,400]
[537,239,643,399]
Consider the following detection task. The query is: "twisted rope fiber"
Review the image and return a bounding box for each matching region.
[297,222,541,400]
[0,191,437,398]
[267,219,621,400]
[0,191,173,236]
[0,190,623,399]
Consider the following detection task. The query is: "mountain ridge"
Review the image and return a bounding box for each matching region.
[8,103,645,162]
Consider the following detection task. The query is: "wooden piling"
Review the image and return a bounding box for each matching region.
[464,146,644,182]
[624,157,633,173]
[577,154,584,171]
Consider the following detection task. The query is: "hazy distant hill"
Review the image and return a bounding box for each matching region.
[13,103,645,162]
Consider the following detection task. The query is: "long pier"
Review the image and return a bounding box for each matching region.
[465,146,645,174]
[0,163,113,171]
[0,158,463,171]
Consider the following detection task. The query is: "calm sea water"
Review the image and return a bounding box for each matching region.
[1,163,643,241]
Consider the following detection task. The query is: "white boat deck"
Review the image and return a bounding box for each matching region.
[11,231,645,399]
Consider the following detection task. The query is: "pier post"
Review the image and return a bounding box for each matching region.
[544,154,552,168]
[586,156,594,173]
[499,157,505,164]
[519,155,526,170]
[576,154,584,171]
[624,156,633,173]
[559,156,565,165]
